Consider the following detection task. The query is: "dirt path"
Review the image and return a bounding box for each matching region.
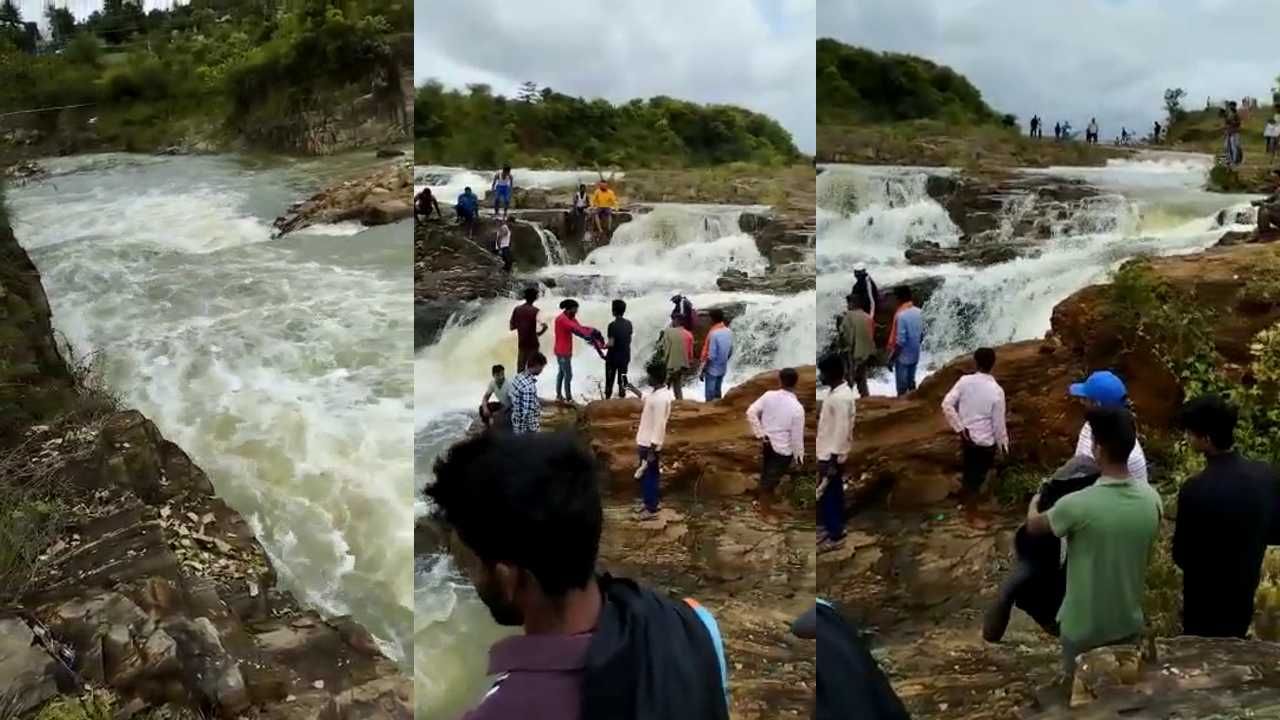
[819,506,1067,719]
[599,493,816,719]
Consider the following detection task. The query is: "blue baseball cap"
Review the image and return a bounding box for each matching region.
[1069,371,1128,407]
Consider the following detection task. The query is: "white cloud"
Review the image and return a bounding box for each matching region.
[819,0,1280,139]
[415,0,816,152]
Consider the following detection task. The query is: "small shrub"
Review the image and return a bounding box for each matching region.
[34,692,116,720]
[990,463,1047,507]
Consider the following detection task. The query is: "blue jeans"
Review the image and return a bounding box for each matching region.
[894,361,917,396]
[639,446,661,512]
[704,373,724,401]
[818,459,845,541]
[556,355,573,399]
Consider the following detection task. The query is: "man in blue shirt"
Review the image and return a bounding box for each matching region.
[456,186,480,237]
[888,285,924,396]
[700,308,734,401]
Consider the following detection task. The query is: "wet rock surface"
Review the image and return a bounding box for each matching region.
[273,160,412,237]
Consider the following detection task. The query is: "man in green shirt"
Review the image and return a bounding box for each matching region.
[1025,407,1161,688]
[659,312,693,400]
[838,294,875,398]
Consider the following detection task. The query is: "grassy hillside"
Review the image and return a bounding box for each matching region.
[816,39,1130,168]
[0,0,410,153]
[1168,105,1279,192]
[414,81,802,169]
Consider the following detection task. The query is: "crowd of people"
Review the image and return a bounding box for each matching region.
[835,264,924,399]
[1028,114,1164,146]
[413,166,624,267]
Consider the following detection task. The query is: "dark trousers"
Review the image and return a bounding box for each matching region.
[516,347,536,373]
[605,360,630,398]
[851,358,870,397]
[818,459,845,541]
[1183,580,1254,639]
[668,368,685,400]
[638,446,660,512]
[499,246,512,272]
[962,437,996,492]
[760,441,792,492]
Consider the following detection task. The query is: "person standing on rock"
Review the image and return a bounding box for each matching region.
[746,368,806,512]
[510,287,549,373]
[1024,407,1161,693]
[886,286,923,396]
[1054,122,1062,141]
[1086,118,1099,144]
[570,183,590,235]
[1173,395,1280,639]
[1153,121,1162,144]
[605,299,639,399]
[553,299,606,405]
[700,308,733,401]
[635,365,674,521]
[480,364,510,430]
[1265,115,1280,158]
[1068,371,1149,482]
[492,164,514,219]
[1225,102,1243,167]
[415,187,441,222]
[850,264,878,333]
[456,186,480,237]
[941,347,1009,502]
[496,218,514,273]
[839,293,874,398]
[817,355,855,553]
[671,294,696,332]
[590,180,619,240]
[660,312,695,400]
[428,432,730,720]
[507,353,547,434]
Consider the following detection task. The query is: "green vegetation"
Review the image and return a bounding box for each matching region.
[1104,258,1280,638]
[1168,100,1280,192]
[0,0,409,153]
[815,39,1128,168]
[817,38,998,126]
[414,81,801,169]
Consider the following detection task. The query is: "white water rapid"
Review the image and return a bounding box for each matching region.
[8,153,414,662]
[818,154,1259,394]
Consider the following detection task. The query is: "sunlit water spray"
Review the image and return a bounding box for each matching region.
[414,184,813,717]
[818,155,1258,394]
[9,153,414,661]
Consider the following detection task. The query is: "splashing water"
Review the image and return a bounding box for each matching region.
[818,155,1257,394]
[9,153,415,662]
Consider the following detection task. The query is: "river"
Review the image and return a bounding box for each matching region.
[7,152,415,663]
[414,165,815,718]
[817,153,1259,392]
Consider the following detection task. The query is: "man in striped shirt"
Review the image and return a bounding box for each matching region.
[509,353,547,435]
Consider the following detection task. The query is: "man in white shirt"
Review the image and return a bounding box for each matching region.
[747,367,806,511]
[1068,371,1149,483]
[496,219,514,273]
[941,347,1008,500]
[636,365,675,520]
[816,355,856,552]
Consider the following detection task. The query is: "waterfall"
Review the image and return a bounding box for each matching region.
[818,158,1238,392]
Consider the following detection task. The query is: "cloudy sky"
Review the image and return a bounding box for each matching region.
[415,0,816,152]
[821,0,1280,139]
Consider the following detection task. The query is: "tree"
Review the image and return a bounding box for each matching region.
[1164,87,1187,122]
[45,6,77,44]
[517,80,539,104]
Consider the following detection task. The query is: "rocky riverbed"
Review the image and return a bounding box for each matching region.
[826,238,1280,718]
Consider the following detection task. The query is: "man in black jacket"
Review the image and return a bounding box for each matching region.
[794,601,910,720]
[1174,395,1280,638]
[428,431,729,720]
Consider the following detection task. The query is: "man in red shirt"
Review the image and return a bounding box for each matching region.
[553,299,605,404]
[510,287,549,372]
